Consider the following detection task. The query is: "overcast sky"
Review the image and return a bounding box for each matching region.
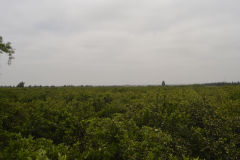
[0,0,240,86]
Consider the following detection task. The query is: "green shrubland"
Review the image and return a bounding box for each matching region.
[0,85,240,159]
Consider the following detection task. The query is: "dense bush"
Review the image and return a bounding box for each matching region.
[0,85,240,159]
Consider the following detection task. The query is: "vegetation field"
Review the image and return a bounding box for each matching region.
[0,85,240,160]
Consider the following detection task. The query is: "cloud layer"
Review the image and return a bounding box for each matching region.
[0,0,240,85]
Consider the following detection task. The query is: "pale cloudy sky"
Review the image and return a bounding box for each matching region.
[0,0,240,86]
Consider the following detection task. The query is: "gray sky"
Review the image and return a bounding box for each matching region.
[0,0,240,86]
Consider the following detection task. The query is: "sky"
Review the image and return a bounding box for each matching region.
[0,0,240,86]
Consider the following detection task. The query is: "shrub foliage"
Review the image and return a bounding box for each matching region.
[0,85,240,159]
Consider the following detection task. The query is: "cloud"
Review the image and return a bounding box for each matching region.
[0,0,240,85]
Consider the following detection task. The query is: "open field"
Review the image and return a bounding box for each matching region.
[0,85,240,159]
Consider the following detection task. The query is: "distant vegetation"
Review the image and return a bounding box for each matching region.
[0,85,240,159]
[16,81,25,88]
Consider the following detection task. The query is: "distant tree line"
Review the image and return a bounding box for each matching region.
[1,81,240,88]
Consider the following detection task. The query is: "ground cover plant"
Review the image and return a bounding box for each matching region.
[0,85,240,159]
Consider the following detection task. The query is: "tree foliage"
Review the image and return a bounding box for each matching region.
[0,36,14,65]
[162,81,166,86]
[16,81,25,88]
[0,85,240,159]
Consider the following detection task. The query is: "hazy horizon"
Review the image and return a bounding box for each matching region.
[1,0,240,86]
